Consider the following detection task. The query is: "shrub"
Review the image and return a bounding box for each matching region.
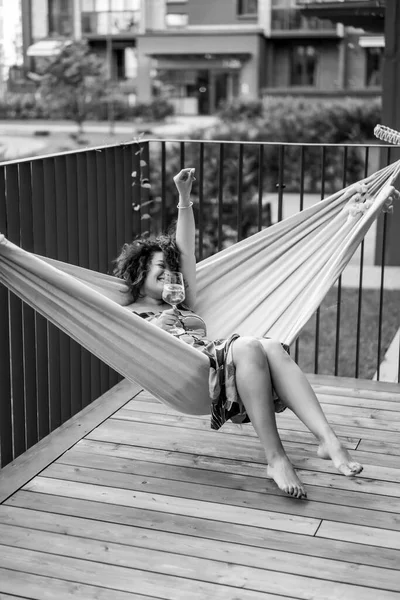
[217,99,264,122]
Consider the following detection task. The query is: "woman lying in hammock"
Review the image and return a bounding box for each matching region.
[114,167,363,500]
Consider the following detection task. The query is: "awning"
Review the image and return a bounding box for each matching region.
[359,35,385,48]
[27,40,72,57]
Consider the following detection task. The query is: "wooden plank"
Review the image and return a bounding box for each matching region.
[0,380,142,504]
[0,545,299,600]
[306,374,400,395]
[317,520,400,550]
[95,412,360,450]
[314,403,400,422]
[59,447,400,508]
[276,417,400,443]
[25,475,320,536]
[0,567,161,600]
[317,393,400,410]
[1,520,400,595]
[120,400,400,429]
[76,436,400,477]
[33,463,399,531]
[86,420,359,461]
[357,438,400,456]
[8,491,400,571]
[309,382,400,401]
[278,410,400,433]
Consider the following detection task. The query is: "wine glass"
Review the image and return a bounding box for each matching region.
[162,271,186,335]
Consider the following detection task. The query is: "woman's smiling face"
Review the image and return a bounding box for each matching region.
[141,251,166,300]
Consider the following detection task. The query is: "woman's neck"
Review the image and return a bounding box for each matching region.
[137,295,164,307]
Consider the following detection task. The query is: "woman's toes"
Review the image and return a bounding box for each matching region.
[350,462,363,474]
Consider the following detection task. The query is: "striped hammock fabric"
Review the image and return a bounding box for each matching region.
[0,161,399,413]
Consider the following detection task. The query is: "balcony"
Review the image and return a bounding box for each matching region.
[0,137,400,597]
[82,10,140,36]
[296,0,386,32]
[271,7,337,33]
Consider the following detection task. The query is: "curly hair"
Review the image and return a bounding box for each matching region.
[113,234,181,302]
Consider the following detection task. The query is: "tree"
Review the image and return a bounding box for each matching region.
[38,40,108,136]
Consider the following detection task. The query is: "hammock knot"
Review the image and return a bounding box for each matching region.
[382,188,400,214]
[0,233,6,246]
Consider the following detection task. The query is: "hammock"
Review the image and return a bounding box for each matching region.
[0,161,399,414]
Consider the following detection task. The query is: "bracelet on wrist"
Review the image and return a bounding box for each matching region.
[177,201,193,209]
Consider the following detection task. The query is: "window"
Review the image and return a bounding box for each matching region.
[291,45,318,86]
[48,0,73,36]
[237,0,258,16]
[81,0,140,34]
[165,13,188,28]
[366,47,384,87]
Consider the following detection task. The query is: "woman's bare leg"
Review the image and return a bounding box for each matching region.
[259,339,362,476]
[232,337,306,498]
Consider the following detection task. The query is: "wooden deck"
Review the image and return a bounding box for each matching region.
[0,375,400,599]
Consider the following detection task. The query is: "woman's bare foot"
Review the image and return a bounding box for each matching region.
[267,455,307,499]
[317,436,363,476]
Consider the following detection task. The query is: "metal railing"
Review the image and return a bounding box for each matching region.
[0,138,398,468]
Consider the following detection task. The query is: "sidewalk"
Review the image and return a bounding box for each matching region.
[0,115,218,138]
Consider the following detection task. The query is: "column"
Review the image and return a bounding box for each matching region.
[375,0,400,265]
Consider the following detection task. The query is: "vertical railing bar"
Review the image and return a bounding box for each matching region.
[140,142,150,236]
[334,146,347,376]
[398,327,400,383]
[6,163,26,458]
[161,141,167,232]
[43,157,62,429]
[54,155,73,415]
[218,143,224,252]
[314,146,326,374]
[105,147,118,271]
[123,144,132,243]
[87,150,101,403]
[105,147,119,389]
[66,154,83,415]
[257,144,264,232]
[0,164,13,467]
[295,145,306,364]
[18,161,38,450]
[77,152,91,408]
[137,142,151,237]
[277,145,284,222]
[376,146,391,381]
[131,141,142,239]
[198,142,204,261]
[237,144,244,241]
[96,148,112,394]
[355,146,369,378]
[180,141,185,171]
[114,145,125,259]
[376,213,388,381]
[32,160,50,441]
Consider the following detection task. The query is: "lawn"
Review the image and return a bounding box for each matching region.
[293,286,400,380]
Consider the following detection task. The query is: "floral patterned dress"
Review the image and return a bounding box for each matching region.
[136,308,288,430]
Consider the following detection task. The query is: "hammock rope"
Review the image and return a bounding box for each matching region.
[0,160,399,413]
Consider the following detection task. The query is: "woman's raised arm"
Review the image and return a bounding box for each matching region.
[173,168,197,309]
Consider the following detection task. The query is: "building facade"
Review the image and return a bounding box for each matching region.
[19,0,383,114]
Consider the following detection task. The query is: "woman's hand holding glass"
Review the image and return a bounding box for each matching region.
[153,309,183,333]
